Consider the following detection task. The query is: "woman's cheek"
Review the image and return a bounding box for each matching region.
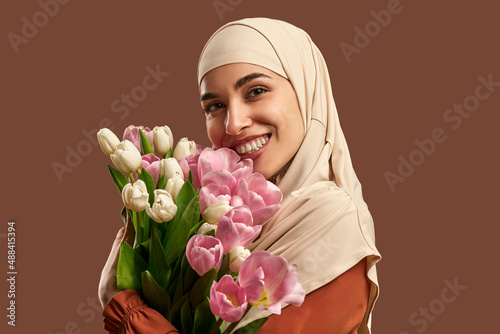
[206,120,223,148]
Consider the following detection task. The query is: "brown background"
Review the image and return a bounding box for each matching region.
[2,0,499,333]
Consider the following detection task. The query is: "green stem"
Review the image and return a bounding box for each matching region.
[223,307,251,334]
[209,317,224,334]
[128,173,136,183]
[132,211,140,246]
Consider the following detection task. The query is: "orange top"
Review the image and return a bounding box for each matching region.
[102,260,369,334]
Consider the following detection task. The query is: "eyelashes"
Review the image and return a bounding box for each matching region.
[202,86,269,115]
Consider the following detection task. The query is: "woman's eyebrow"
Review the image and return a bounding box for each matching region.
[235,73,271,90]
[200,92,218,102]
[200,73,272,102]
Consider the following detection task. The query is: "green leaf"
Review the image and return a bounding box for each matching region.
[117,242,148,291]
[135,242,149,264]
[180,298,193,334]
[172,271,184,308]
[149,226,171,289]
[157,174,166,189]
[169,293,189,328]
[165,147,173,159]
[189,268,217,309]
[168,273,179,302]
[107,164,128,194]
[238,317,269,334]
[120,206,128,225]
[164,196,199,265]
[181,253,199,293]
[217,254,230,281]
[188,169,194,186]
[138,168,156,206]
[162,180,196,249]
[205,228,216,237]
[141,270,171,317]
[191,197,201,230]
[188,221,203,237]
[139,128,154,155]
[193,299,216,334]
[174,180,196,214]
[139,210,151,240]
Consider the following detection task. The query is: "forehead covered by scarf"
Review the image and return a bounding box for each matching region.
[197,23,287,87]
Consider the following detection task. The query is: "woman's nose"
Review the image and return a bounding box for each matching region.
[224,104,251,136]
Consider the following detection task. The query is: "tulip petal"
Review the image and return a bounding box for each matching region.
[202,169,237,191]
[186,235,223,276]
[209,276,248,322]
[282,281,306,307]
[215,216,240,253]
[240,267,265,303]
[251,205,281,226]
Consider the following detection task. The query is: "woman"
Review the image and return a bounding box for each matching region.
[99,18,381,333]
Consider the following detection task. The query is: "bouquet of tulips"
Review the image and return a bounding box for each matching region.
[97,125,305,334]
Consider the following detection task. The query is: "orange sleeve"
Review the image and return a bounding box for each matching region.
[257,259,370,334]
[102,290,178,334]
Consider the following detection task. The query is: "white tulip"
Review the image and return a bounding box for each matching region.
[173,137,196,160]
[203,200,232,225]
[110,140,142,174]
[197,222,218,235]
[153,126,173,157]
[97,128,121,156]
[160,158,184,181]
[229,246,251,273]
[164,175,184,202]
[121,180,149,212]
[146,189,177,223]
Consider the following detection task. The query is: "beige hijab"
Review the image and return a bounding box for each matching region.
[198,18,381,333]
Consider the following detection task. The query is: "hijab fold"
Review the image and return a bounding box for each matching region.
[198,18,381,333]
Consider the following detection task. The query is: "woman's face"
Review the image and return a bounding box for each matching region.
[200,63,304,179]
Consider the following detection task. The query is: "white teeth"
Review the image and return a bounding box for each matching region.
[235,135,269,155]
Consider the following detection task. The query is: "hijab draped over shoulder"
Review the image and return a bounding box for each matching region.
[198,18,381,333]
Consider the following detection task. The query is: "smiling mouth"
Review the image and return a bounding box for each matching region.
[233,134,270,155]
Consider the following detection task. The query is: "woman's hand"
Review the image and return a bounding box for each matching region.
[98,219,135,309]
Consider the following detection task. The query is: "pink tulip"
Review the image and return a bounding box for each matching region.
[132,153,160,184]
[238,251,305,314]
[209,275,248,322]
[234,174,282,225]
[216,207,261,253]
[186,235,223,276]
[199,183,232,213]
[178,144,204,190]
[198,148,252,188]
[123,125,154,152]
[202,169,239,194]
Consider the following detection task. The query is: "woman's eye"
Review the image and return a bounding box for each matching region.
[247,87,267,98]
[204,102,224,113]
